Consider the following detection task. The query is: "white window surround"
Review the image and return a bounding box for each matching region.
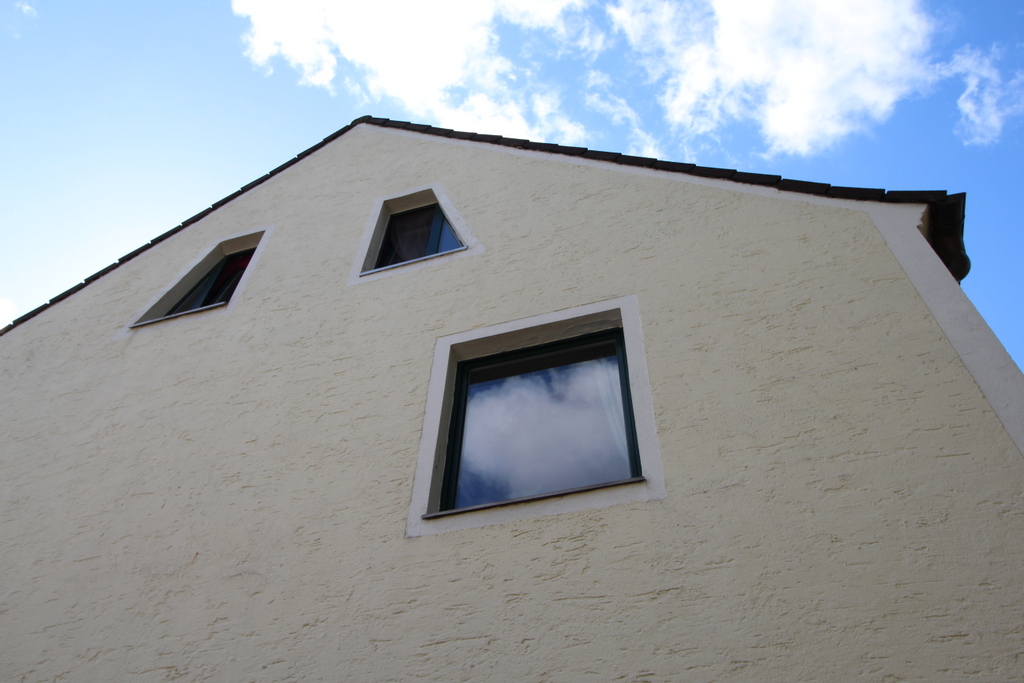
[406,295,666,537]
[347,184,484,286]
[127,229,269,330]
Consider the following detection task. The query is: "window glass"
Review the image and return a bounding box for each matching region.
[166,248,255,316]
[437,221,461,253]
[443,332,640,510]
[375,205,462,269]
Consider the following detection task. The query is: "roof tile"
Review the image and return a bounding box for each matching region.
[10,303,49,327]
[494,137,529,148]
[732,171,781,186]
[239,174,271,194]
[583,150,621,162]
[617,155,656,168]
[267,156,301,176]
[148,223,189,246]
[690,166,735,179]
[777,178,831,195]
[652,160,696,173]
[525,141,585,154]
[83,262,120,284]
[885,190,947,203]
[48,282,87,305]
[117,243,154,264]
[211,190,244,210]
[828,186,886,201]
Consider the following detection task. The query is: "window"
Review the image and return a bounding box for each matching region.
[132,231,263,327]
[439,330,642,512]
[406,296,666,537]
[349,185,483,285]
[164,248,255,316]
[374,204,462,269]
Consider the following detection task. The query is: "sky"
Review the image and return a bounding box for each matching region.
[1,0,1022,368]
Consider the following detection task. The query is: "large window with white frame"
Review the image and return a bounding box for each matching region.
[406,296,666,537]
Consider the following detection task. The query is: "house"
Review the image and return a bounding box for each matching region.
[2,116,1022,681]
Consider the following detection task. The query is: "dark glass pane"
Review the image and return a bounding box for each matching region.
[453,343,634,509]
[210,269,245,306]
[437,220,462,253]
[208,250,254,304]
[165,248,255,316]
[375,205,435,268]
[166,271,215,316]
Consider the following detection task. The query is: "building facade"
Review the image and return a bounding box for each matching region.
[2,117,1023,681]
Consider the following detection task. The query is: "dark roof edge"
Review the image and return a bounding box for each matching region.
[0,114,968,338]
[926,193,969,281]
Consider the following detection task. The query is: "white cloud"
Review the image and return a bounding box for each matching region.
[233,0,1024,157]
[497,0,588,29]
[586,69,612,89]
[0,298,16,326]
[15,2,36,17]
[585,91,663,157]
[608,0,936,155]
[942,47,1024,145]
[573,18,609,59]
[232,0,590,144]
[458,357,631,506]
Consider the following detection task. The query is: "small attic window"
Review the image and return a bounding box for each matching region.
[164,248,255,316]
[132,231,263,327]
[374,204,462,269]
[351,185,482,283]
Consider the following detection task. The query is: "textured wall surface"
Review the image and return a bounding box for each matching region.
[2,125,1023,682]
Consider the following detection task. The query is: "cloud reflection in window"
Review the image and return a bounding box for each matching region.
[455,355,632,509]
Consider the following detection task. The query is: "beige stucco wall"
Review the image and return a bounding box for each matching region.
[2,124,1022,681]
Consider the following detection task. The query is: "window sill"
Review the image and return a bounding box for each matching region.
[129,301,227,329]
[359,245,468,277]
[422,476,646,520]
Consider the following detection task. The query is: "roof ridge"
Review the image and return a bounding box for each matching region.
[0,115,968,337]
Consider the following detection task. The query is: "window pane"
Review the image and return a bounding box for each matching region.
[209,250,254,304]
[375,206,435,268]
[437,220,461,253]
[165,249,255,316]
[374,205,462,269]
[452,341,635,509]
[166,270,216,316]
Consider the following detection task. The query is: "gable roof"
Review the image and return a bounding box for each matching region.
[1,115,969,337]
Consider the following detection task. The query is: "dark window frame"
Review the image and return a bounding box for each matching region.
[436,328,643,514]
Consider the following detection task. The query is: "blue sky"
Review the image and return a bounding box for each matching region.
[2,1,1022,368]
